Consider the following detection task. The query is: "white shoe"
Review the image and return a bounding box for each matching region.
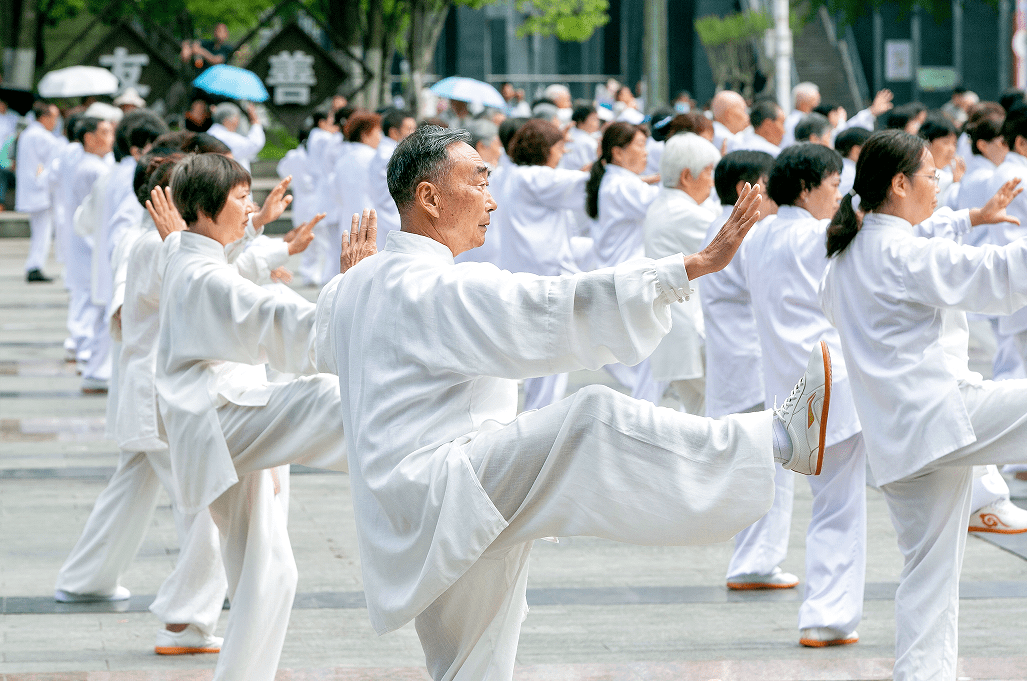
[968,498,1027,534]
[800,627,859,647]
[726,566,799,590]
[154,624,222,655]
[81,377,108,394]
[775,340,831,476]
[54,585,131,603]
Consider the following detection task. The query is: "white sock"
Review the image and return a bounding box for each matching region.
[772,418,792,464]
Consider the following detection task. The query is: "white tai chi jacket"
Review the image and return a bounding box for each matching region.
[14,121,64,213]
[956,155,998,247]
[329,142,376,231]
[725,130,781,157]
[744,206,860,446]
[819,210,1027,485]
[559,127,598,171]
[276,146,318,226]
[497,164,587,276]
[368,136,401,250]
[987,152,1027,336]
[208,122,265,172]
[592,164,660,267]
[701,206,766,417]
[156,231,316,513]
[315,229,694,634]
[643,188,712,382]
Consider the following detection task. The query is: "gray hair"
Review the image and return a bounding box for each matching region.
[465,119,499,149]
[212,102,242,125]
[532,102,560,122]
[543,84,571,102]
[387,125,471,211]
[660,133,720,187]
[792,82,820,104]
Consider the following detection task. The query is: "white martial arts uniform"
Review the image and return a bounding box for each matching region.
[277,146,322,285]
[839,158,856,196]
[593,164,662,401]
[724,130,781,157]
[66,151,113,368]
[317,229,779,680]
[368,136,402,251]
[50,141,82,268]
[559,126,598,171]
[820,210,1027,681]
[157,230,348,681]
[643,188,712,414]
[497,163,588,410]
[208,122,265,172]
[15,121,64,273]
[325,141,376,283]
[744,205,867,636]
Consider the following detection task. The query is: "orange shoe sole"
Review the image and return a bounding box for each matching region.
[155,646,220,655]
[814,340,831,476]
[726,580,799,590]
[800,635,858,648]
[968,525,1027,534]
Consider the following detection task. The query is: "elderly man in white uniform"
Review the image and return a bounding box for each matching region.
[16,101,64,282]
[781,82,820,148]
[317,125,836,681]
[643,133,720,414]
[710,90,749,153]
[207,102,265,172]
[725,99,784,158]
[154,154,365,681]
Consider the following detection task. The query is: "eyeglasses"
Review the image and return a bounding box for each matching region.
[911,170,942,184]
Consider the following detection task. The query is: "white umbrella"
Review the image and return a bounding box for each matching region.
[37,66,119,98]
[430,77,506,109]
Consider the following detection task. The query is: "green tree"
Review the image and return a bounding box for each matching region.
[516,0,609,41]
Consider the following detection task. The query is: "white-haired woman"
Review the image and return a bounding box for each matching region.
[642,132,720,414]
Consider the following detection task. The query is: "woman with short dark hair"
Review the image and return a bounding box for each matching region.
[821,129,1025,681]
[742,142,870,648]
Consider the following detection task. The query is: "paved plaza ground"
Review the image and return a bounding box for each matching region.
[1,238,1026,680]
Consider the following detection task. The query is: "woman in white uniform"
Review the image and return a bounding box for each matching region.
[744,143,867,647]
[498,119,589,410]
[819,129,1026,681]
[585,121,662,400]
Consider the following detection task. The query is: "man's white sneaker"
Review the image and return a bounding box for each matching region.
[800,627,858,647]
[775,340,831,476]
[154,624,223,655]
[968,498,1027,534]
[54,585,131,603]
[726,566,799,591]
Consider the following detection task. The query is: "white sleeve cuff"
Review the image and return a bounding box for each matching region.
[654,254,694,302]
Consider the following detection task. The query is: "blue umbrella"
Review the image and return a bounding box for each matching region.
[193,64,269,102]
[430,77,506,109]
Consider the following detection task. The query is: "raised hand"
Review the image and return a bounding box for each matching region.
[284,212,325,255]
[870,89,894,118]
[341,208,378,274]
[970,178,1023,226]
[683,182,761,280]
[252,176,293,229]
[146,186,187,240]
[270,267,293,283]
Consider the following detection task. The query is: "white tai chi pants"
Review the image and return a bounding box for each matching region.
[54,448,228,635]
[64,233,103,362]
[727,432,867,635]
[299,219,329,286]
[414,385,777,681]
[24,208,53,273]
[212,374,348,681]
[880,378,1027,681]
[522,373,569,412]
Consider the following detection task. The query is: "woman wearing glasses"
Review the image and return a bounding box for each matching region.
[819,129,1024,681]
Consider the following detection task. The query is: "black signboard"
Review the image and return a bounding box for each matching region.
[245,21,348,135]
[80,22,181,108]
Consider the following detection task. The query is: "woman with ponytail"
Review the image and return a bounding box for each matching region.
[585,121,662,400]
[820,129,1026,681]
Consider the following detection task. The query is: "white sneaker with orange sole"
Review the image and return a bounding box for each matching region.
[775,340,832,476]
[154,624,222,655]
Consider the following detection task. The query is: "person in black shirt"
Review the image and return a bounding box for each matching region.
[181,23,235,75]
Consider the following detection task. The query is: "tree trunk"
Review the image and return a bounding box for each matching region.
[328,0,367,105]
[407,0,450,116]
[365,0,384,109]
[4,0,36,87]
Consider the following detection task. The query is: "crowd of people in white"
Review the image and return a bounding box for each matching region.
[8,76,1027,681]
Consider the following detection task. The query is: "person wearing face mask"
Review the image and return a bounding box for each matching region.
[585,121,663,401]
[919,116,964,208]
[742,143,869,647]
[153,153,375,681]
[642,133,720,415]
[820,130,1024,681]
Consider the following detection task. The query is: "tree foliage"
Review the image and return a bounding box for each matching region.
[515,0,609,42]
[812,0,999,26]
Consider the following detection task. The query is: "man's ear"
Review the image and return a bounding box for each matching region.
[415,181,441,219]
